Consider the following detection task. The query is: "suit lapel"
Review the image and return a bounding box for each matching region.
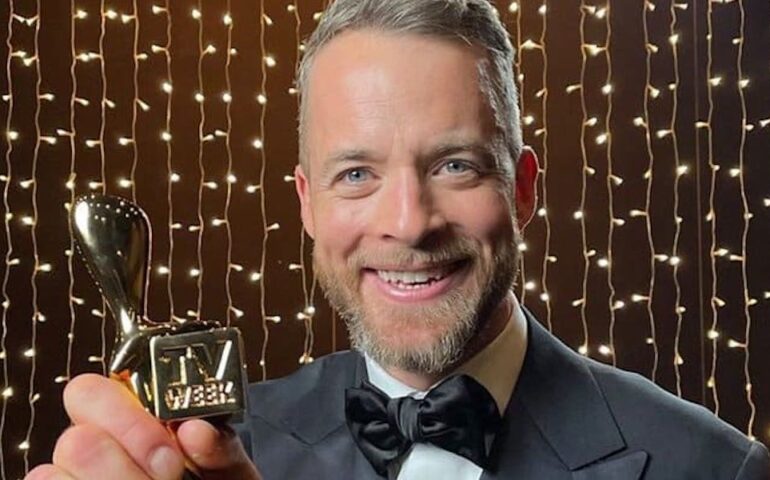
[279,351,366,443]
[483,309,648,479]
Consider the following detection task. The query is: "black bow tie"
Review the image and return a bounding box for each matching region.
[345,374,501,476]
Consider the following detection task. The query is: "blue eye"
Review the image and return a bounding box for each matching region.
[344,168,369,183]
[441,160,472,175]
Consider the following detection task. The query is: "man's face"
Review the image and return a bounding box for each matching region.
[295,30,536,373]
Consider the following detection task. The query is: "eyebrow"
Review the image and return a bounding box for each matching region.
[428,140,497,162]
[325,148,372,165]
[319,148,378,179]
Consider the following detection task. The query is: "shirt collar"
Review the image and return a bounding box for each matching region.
[365,292,528,415]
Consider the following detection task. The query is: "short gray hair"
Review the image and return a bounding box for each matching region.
[297,0,522,177]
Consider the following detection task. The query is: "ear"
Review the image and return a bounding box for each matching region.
[514,146,538,231]
[294,164,315,239]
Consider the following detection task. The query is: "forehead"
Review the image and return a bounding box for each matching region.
[304,30,498,164]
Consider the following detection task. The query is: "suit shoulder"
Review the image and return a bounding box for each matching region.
[586,359,765,471]
[245,350,360,419]
[235,351,363,471]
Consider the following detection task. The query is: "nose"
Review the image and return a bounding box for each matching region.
[373,168,447,246]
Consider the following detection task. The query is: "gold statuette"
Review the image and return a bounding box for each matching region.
[71,194,247,421]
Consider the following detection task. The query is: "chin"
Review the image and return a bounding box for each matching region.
[350,303,477,374]
[374,321,448,353]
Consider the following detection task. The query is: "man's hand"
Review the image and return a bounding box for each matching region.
[24,374,261,480]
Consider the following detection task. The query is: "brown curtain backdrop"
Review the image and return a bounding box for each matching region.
[0,1,768,477]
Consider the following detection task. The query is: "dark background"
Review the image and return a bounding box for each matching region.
[0,0,768,477]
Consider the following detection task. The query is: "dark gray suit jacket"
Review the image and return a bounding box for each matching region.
[237,310,770,479]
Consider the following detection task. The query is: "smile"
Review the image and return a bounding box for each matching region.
[375,265,454,288]
[363,260,468,301]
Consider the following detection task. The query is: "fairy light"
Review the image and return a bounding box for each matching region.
[223,1,236,325]
[129,0,140,204]
[157,1,175,323]
[0,1,16,473]
[598,344,613,357]
[734,0,756,439]
[193,0,206,318]
[84,0,109,377]
[49,0,76,401]
[594,257,609,269]
[667,0,685,398]
[602,3,618,367]
[704,0,723,414]
[289,0,316,361]
[257,0,271,379]
[576,0,593,353]
[640,0,659,382]
[22,0,44,468]
[537,2,552,331]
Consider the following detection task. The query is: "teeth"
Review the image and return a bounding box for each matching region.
[376,266,450,285]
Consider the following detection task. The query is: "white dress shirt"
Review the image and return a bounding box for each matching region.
[364,293,529,480]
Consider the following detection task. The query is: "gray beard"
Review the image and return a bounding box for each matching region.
[344,287,478,374]
[317,239,519,375]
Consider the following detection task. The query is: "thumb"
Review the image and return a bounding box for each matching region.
[176,419,262,480]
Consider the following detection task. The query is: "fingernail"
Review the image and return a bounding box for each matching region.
[149,445,183,480]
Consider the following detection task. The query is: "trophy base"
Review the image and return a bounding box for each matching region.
[149,327,247,422]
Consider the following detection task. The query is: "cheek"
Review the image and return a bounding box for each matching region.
[441,190,514,249]
[314,199,369,262]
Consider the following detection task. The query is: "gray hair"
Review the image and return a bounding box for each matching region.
[296,0,523,178]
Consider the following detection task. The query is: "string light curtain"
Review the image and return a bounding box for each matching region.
[0,1,767,477]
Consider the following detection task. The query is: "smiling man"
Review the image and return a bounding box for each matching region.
[297,27,531,387]
[27,1,770,480]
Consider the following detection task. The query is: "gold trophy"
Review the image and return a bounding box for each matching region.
[70,194,247,422]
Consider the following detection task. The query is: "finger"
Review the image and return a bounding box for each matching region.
[63,374,185,480]
[52,424,149,480]
[176,420,262,480]
[25,464,75,480]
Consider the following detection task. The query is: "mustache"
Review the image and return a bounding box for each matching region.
[347,238,478,269]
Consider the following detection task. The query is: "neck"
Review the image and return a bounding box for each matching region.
[385,292,514,391]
